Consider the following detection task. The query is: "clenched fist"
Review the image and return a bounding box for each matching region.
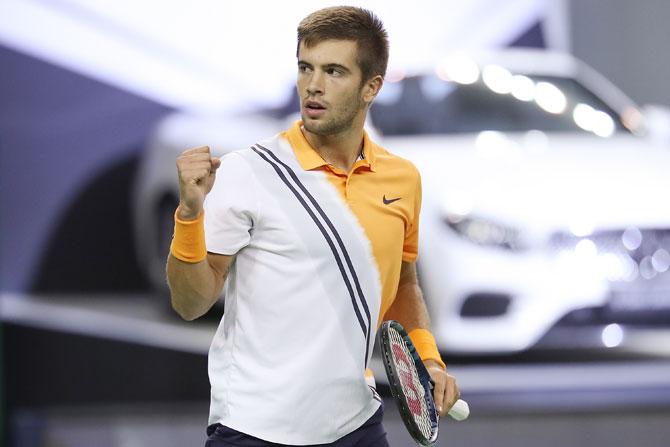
[176,146,221,220]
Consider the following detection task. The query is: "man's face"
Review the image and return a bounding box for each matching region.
[296,39,369,136]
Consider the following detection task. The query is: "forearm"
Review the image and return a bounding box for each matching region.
[385,261,445,370]
[166,254,226,320]
[384,280,431,333]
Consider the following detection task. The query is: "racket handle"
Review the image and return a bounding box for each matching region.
[448,399,470,421]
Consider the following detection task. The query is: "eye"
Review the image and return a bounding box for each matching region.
[327,68,342,76]
[298,64,312,73]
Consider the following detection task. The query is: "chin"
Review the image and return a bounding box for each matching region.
[302,119,328,135]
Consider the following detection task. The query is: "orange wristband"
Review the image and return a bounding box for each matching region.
[170,209,207,263]
[408,328,446,370]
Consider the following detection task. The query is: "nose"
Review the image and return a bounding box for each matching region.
[306,70,324,96]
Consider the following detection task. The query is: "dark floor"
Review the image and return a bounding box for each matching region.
[3,293,670,447]
[9,399,670,447]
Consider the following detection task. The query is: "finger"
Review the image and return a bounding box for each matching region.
[182,145,210,155]
[210,157,222,173]
[180,166,216,181]
[433,376,446,415]
[445,377,461,412]
[181,161,215,172]
[178,153,215,164]
[181,166,215,183]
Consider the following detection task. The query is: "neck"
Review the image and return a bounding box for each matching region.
[302,115,366,173]
[303,128,364,173]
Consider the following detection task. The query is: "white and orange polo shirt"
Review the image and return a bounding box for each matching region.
[203,120,421,444]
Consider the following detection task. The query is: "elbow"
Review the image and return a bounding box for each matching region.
[166,277,201,321]
[175,308,197,321]
[172,302,199,321]
[170,293,201,321]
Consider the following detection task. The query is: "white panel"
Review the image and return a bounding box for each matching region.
[0,0,550,111]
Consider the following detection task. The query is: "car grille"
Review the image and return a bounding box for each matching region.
[550,228,670,312]
[550,228,670,260]
[551,228,670,256]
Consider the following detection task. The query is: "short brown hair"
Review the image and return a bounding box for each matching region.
[297,6,389,82]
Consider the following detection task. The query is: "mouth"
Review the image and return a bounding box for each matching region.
[303,100,327,118]
[304,100,326,111]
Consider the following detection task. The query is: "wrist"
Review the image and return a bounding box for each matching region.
[177,204,201,221]
[423,358,446,371]
[170,208,207,263]
[408,328,446,370]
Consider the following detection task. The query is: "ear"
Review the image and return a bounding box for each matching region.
[362,75,384,104]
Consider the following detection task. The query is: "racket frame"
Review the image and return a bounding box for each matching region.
[378,320,439,446]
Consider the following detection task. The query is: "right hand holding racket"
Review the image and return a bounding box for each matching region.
[424,359,462,418]
[379,321,468,445]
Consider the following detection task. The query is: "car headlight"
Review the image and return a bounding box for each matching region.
[444,214,524,251]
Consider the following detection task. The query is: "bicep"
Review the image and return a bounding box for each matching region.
[207,252,235,284]
[398,261,419,289]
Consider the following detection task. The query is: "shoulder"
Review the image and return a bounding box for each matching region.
[213,149,261,188]
[223,133,285,164]
[372,142,420,180]
[207,149,261,212]
[220,136,275,166]
[218,149,254,171]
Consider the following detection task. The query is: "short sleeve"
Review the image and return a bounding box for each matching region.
[402,168,422,262]
[204,152,259,255]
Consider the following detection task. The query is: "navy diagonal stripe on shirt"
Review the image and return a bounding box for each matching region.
[255,144,374,365]
[250,146,370,361]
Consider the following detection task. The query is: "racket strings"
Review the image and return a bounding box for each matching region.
[389,329,434,440]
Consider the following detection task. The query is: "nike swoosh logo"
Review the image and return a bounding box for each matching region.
[383,195,401,205]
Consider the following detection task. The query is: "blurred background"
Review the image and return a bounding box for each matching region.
[2,0,670,446]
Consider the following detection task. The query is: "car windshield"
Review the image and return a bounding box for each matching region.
[370,73,629,136]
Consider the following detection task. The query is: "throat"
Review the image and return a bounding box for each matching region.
[317,143,363,173]
[301,126,365,173]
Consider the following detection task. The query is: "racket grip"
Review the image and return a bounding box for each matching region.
[447,399,470,421]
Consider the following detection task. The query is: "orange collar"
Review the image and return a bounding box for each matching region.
[284,120,377,172]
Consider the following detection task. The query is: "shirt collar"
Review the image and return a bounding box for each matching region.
[284,120,377,172]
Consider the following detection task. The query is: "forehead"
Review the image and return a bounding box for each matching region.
[298,39,360,70]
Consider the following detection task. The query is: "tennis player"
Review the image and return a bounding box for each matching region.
[167,6,460,446]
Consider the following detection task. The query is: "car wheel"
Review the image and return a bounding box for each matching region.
[149,194,179,300]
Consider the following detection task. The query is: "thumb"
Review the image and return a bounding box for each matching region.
[210,157,222,174]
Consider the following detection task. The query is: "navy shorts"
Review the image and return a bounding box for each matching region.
[205,405,389,447]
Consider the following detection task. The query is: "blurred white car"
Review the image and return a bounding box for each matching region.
[134,49,670,353]
[370,49,670,353]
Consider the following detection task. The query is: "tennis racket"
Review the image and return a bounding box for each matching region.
[378,320,469,446]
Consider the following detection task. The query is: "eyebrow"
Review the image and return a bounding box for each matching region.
[298,60,352,74]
